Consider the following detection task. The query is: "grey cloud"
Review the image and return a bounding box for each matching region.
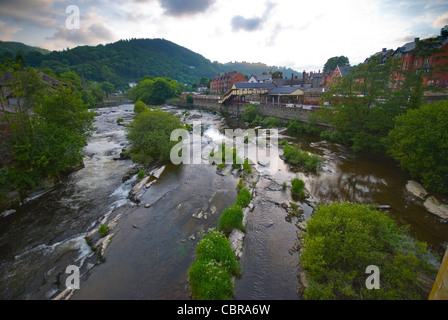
[231,1,277,32]
[158,0,216,17]
[46,23,115,46]
[231,16,263,32]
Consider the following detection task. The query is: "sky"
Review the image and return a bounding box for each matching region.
[1,0,448,72]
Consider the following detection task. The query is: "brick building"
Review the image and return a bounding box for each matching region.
[210,72,246,93]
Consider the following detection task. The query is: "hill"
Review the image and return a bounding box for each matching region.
[0,38,301,89]
[0,41,50,57]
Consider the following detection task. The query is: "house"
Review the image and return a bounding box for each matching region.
[210,71,246,93]
[390,28,448,89]
[248,74,273,83]
[329,65,351,84]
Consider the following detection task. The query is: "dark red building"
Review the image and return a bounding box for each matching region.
[210,72,246,93]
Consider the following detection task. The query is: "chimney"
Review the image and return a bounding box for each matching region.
[302,70,306,87]
[382,48,387,53]
[291,73,294,87]
[414,38,420,43]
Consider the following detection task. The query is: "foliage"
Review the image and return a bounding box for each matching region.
[301,203,437,300]
[1,67,95,197]
[137,170,146,180]
[188,229,240,300]
[318,55,405,152]
[98,224,110,238]
[386,101,448,193]
[126,108,183,164]
[243,158,251,174]
[261,116,284,128]
[283,144,324,172]
[195,229,242,275]
[235,188,251,208]
[291,179,306,199]
[186,94,194,105]
[241,104,260,123]
[287,119,322,136]
[323,56,350,72]
[134,101,147,114]
[218,205,245,235]
[188,259,234,300]
[129,77,177,105]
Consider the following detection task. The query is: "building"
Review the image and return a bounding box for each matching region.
[219,82,277,104]
[210,71,246,93]
[391,29,448,89]
[248,74,273,83]
[329,65,351,84]
[264,86,304,105]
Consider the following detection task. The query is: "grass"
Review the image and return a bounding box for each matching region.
[98,224,109,238]
[218,205,245,235]
[137,169,146,179]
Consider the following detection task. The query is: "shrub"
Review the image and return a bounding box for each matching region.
[235,188,251,208]
[284,144,323,172]
[185,123,193,131]
[98,224,109,238]
[195,230,241,275]
[117,118,124,123]
[243,158,251,174]
[301,202,438,300]
[188,259,234,300]
[291,178,305,199]
[218,205,245,235]
[280,139,288,146]
[134,101,147,114]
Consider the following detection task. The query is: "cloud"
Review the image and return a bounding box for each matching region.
[158,0,216,17]
[0,21,21,40]
[231,1,277,32]
[0,0,58,27]
[231,16,262,32]
[433,12,448,28]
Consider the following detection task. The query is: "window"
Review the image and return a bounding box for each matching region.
[414,60,419,66]
[403,61,408,70]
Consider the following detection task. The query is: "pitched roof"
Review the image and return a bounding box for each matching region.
[266,86,304,95]
[337,66,351,76]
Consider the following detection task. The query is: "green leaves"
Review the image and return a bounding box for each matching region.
[301,203,437,300]
[126,108,183,164]
[387,100,448,193]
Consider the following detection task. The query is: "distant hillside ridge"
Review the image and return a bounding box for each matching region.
[0,38,301,88]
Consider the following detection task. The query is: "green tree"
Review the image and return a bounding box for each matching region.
[126,108,183,164]
[323,56,350,72]
[241,104,260,123]
[386,100,448,193]
[101,82,115,98]
[134,100,147,114]
[319,55,402,152]
[301,202,437,300]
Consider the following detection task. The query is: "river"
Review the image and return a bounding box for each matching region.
[0,104,447,300]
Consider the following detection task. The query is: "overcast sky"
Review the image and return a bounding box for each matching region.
[1,0,448,71]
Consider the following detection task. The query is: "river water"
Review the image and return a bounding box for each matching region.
[1,104,447,300]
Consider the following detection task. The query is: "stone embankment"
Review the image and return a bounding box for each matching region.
[406,180,448,220]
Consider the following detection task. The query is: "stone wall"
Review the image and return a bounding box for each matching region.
[192,98,332,129]
[429,248,448,300]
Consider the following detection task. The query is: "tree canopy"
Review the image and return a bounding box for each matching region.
[301,202,437,300]
[324,56,350,72]
[386,100,448,193]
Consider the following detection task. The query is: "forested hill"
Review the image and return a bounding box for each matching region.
[0,38,300,88]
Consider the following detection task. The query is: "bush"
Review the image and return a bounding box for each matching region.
[218,205,245,235]
[280,139,288,146]
[283,144,324,172]
[188,259,234,300]
[195,230,241,275]
[241,104,260,123]
[301,202,437,300]
[134,101,147,114]
[235,188,251,208]
[126,109,183,164]
[291,178,305,199]
[243,159,252,174]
